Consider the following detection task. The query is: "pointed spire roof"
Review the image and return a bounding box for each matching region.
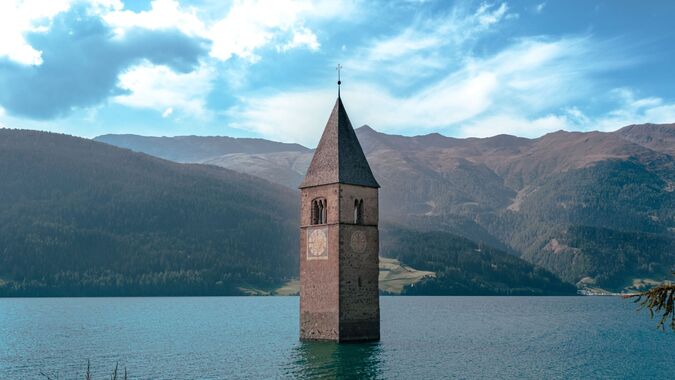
[299,97,379,189]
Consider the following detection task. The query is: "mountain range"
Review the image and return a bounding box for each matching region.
[96,123,675,292]
[0,129,573,296]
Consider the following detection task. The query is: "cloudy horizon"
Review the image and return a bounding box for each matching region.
[1,0,674,147]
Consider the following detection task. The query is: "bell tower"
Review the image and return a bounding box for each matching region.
[299,84,380,342]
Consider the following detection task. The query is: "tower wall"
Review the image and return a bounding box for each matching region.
[300,183,380,342]
[300,184,340,340]
[338,184,379,342]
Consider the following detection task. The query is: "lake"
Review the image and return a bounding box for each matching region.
[0,296,672,379]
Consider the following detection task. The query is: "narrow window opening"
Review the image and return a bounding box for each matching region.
[358,277,362,288]
[311,200,319,225]
[354,199,364,224]
[321,199,327,224]
[354,199,358,223]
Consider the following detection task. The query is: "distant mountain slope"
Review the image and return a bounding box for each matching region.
[0,130,299,296]
[94,124,675,291]
[202,151,312,189]
[357,125,674,216]
[358,125,674,291]
[617,123,675,156]
[94,134,310,163]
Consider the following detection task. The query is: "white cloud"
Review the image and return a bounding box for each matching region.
[228,88,333,145]
[476,3,509,26]
[104,0,356,63]
[477,37,605,112]
[459,89,675,139]
[0,0,124,65]
[458,113,573,138]
[0,0,72,65]
[104,0,353,63]
[209,0,352,62]
[103,0,207,38]
[642,105,675,125]
[535,2,546,13]
[366,28,442,62]
[564,106,590,125]
[5,0,671,141]
[278,26,320,52]
[230,35,610,143]
[0,0,354,121]
[344,2,515,84]
[0,106,6,124]
[230,72,498,145]
[594,89,675,131]
[113,62,214,119]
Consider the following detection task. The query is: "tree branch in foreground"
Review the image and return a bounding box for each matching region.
[624,273,674,331]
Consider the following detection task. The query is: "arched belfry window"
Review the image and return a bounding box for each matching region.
[354,199,364,224]
[311,198,327,225]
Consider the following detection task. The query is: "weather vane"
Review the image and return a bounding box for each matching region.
[336,64,342,97]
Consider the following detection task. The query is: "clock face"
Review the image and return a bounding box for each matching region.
[307,228,328,260]
[350,230,367,253]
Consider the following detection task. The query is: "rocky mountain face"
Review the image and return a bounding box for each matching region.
[363,124,674,291]
[96,124,675,291]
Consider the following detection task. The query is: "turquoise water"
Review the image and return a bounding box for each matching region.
[0,296,672,379]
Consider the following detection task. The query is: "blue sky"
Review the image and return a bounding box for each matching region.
[1,0,674,146]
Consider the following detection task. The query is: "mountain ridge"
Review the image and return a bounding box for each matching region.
[0,128,575,296]
[94,123,675,291]
[94,133,310,163]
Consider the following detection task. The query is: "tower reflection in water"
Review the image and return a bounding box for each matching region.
[286,341,383,379]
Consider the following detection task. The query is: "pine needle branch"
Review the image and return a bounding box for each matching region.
[624,272,675,331]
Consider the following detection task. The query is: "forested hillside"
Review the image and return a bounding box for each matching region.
[381,227,576,295]
[97,123,675,291]
[363,126,675,291]
[0,130,299,296]
[0,129,578,296]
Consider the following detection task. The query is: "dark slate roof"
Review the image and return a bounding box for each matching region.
[299,97,380,189]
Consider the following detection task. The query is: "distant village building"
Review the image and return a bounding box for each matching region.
[298,81,381,342]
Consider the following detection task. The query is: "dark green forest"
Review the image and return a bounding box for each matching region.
[524,225,675,289]
[505,160,675,289]
[0,130,298,296]
[381,228,576,295]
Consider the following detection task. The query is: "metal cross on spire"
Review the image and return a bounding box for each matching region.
[336,64,342,97]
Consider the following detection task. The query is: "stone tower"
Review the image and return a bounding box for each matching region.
[299,94,380,342]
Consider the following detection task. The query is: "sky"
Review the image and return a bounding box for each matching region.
[1,0,674,147]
